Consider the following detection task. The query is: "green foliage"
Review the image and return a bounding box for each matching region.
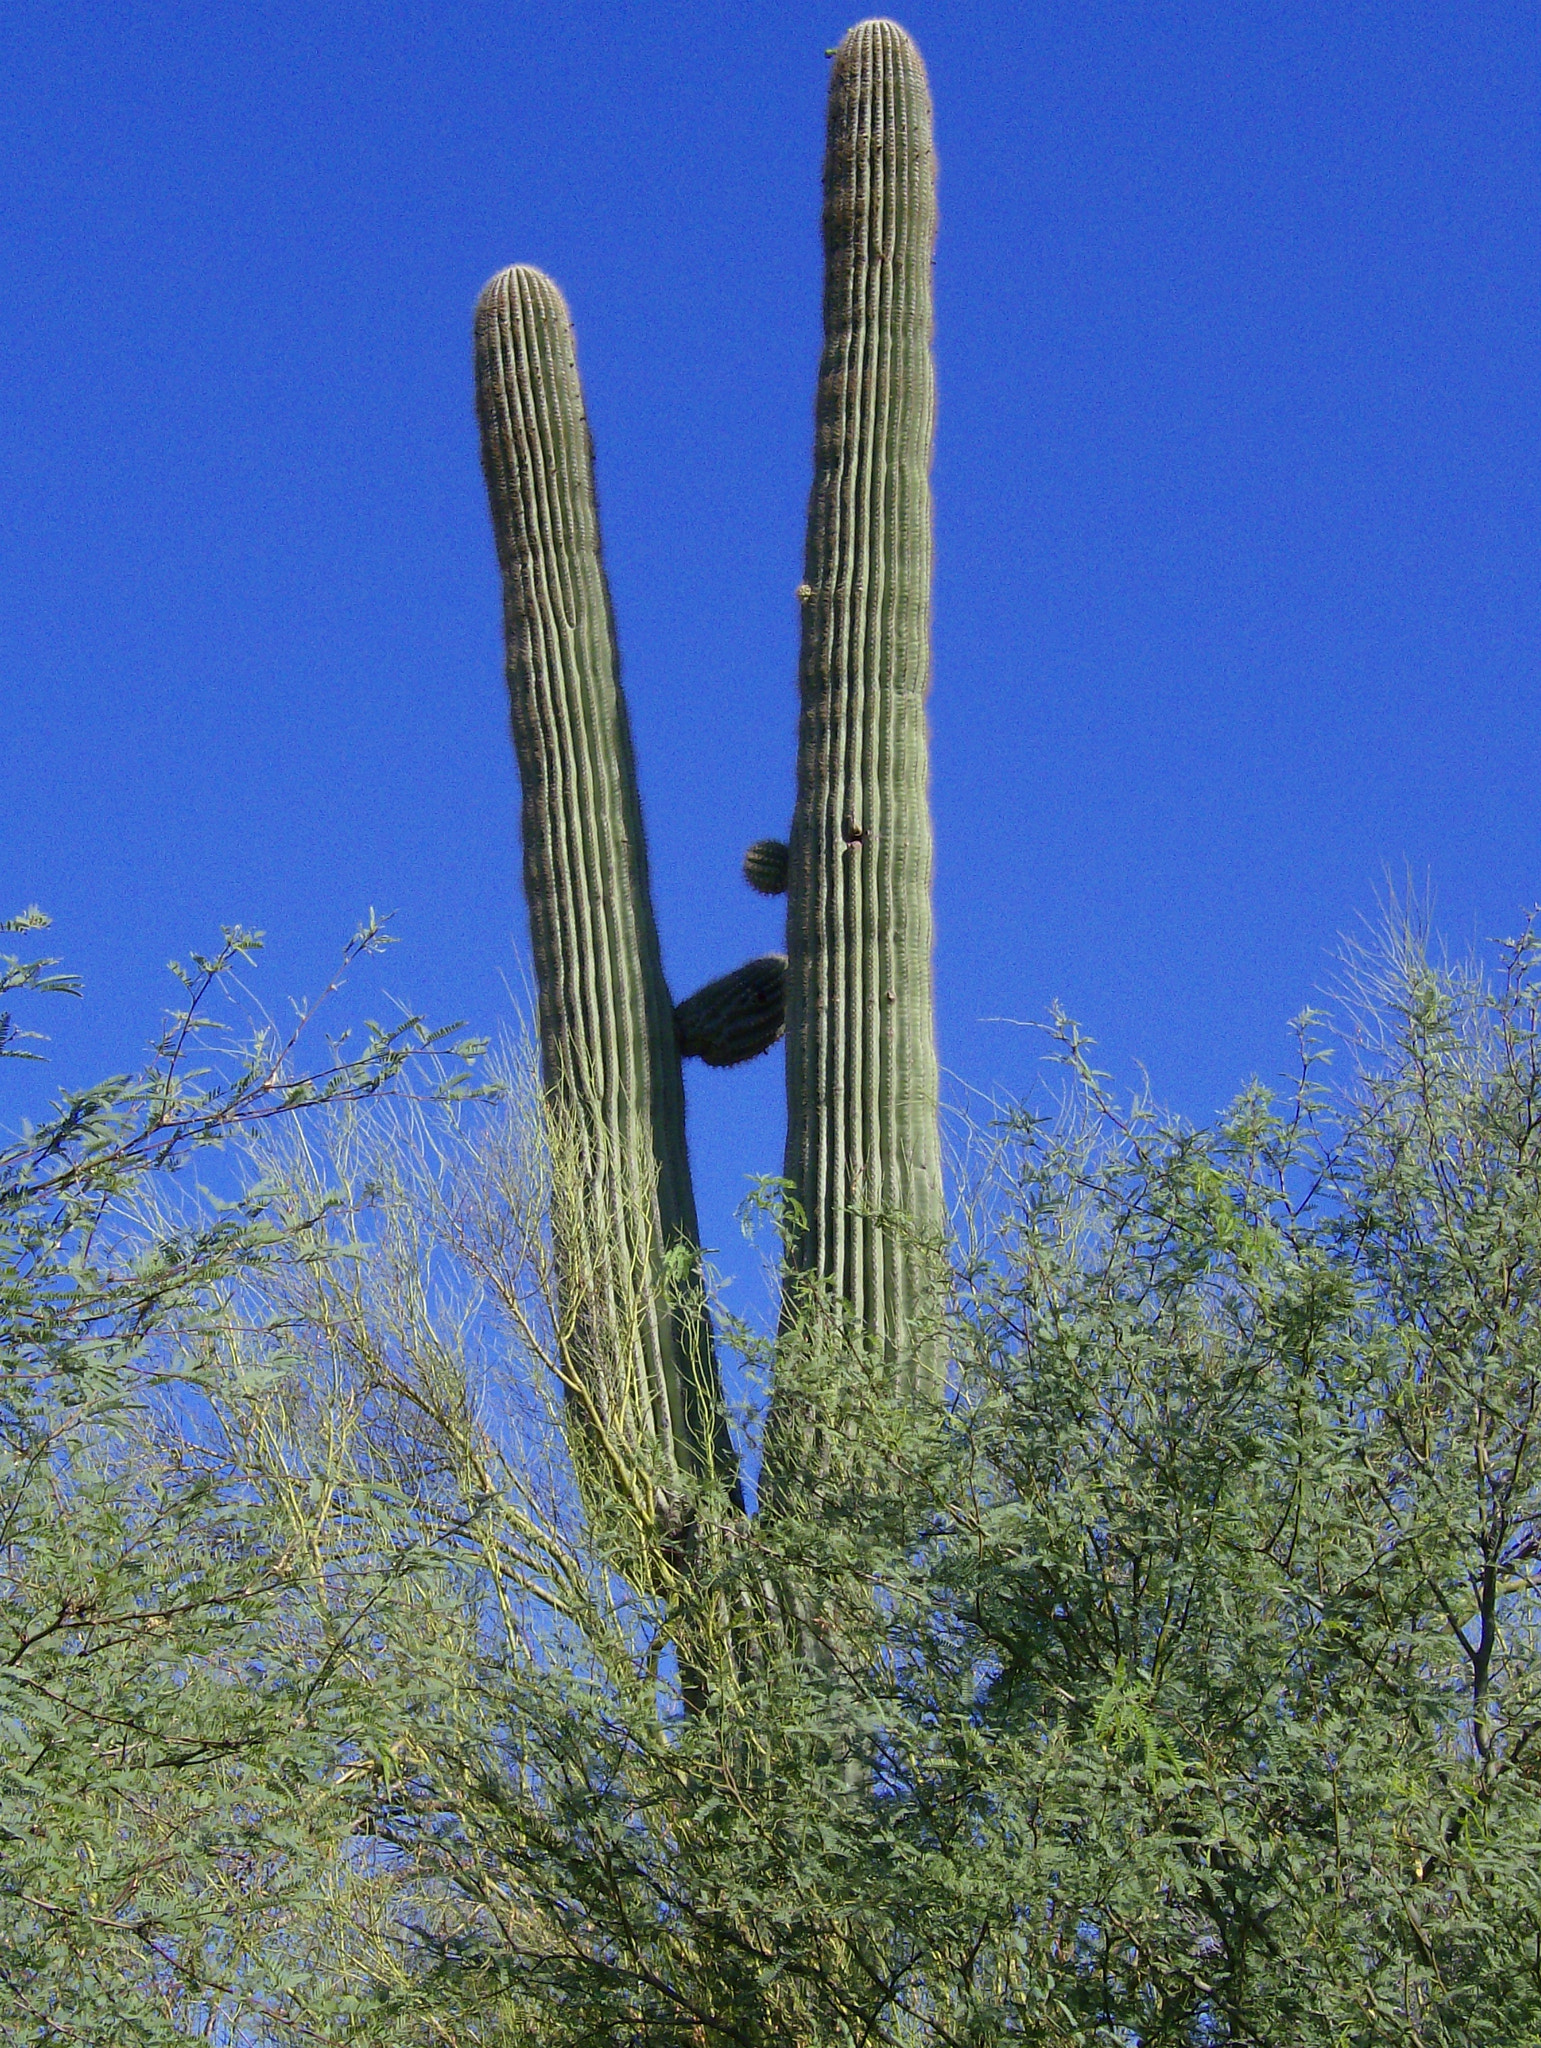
[0,917,478,2041]
[916,914,1541,2042]
[8,20,1539,2037]
[1,907,81,1062]
[4,909,1519,2043]
[383,910,1536,2044]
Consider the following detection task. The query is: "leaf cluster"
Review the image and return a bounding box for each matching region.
[0,916,481,2042]
[4,911,1540,2043]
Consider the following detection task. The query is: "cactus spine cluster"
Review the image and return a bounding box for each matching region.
[474,19,941,1516]
[784,21,942,1381]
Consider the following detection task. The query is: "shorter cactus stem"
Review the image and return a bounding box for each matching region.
[474,265,735,1515]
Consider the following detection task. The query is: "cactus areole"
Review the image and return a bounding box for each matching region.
[474,20,944,1520]
[783,21,944,1384]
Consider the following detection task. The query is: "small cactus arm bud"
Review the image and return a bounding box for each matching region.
[743,838,790,896]
[676,955,787,1068]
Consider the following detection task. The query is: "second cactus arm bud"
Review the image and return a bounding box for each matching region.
[743,838,790,896]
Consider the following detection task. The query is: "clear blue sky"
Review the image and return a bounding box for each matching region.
[4,0,1538,1287]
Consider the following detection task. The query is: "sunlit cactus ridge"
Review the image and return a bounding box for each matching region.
[473,19,943,1499]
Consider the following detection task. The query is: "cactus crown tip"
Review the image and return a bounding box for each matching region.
[836,17,922,54]
[476,264,566,319]
[829,20,930,103]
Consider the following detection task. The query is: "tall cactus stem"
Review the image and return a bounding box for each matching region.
[474,266,735,1512]
[782,19,944,1388]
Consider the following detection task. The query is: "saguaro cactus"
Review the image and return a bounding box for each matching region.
[473,268,735,1522]
[474,20,943,1547]
[782,20,943,1384]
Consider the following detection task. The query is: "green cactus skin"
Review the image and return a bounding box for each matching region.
[743,838,790,897]
[474,266,734,1509]
[676,955,787,1067]
[782,19,943,1384]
